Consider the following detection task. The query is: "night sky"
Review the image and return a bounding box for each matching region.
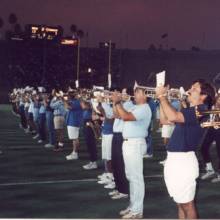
[1,0,220,49]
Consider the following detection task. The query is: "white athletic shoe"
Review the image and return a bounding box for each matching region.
[38,139,43,143]
[98,172,108,179]
[143,154,153,159]
[44,143,55,148]
[111,192,128,200]
[119,207,131,216]
[104,181,115,189]
[83,162,97,170]
[97,173,113,184]
[33,134,39,139]
[159,159,167,165]
[201,170,215,180]
[122,211,143,219]
[66,152,78,160]
[108,190,119,196]
[211,174,220,183]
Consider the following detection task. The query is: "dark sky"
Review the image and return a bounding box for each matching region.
[1,0,220,49]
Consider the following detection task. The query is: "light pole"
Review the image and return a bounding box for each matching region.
[108,40,112,89]
[75,37,80,88]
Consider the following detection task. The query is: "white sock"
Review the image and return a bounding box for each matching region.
[206,162,214,171]
[58,142,64,147]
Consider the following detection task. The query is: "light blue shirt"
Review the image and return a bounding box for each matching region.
[101,102,113,119]
[50,98,66,116]
[122,103,152,139]
[113,101,134,133]
[39,104,46,114]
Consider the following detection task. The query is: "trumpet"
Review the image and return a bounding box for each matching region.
[196,108,220,129]
[134,82,187,101]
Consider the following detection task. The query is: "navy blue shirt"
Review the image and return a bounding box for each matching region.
[102,120,113,135]
[167,104,207,152]
[66,99,82,127]
[82,109,92,121]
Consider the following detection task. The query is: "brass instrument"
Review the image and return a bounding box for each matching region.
[196,108,220,129]
[134,82,187,100]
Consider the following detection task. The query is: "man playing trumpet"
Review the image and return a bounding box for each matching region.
[155,79,215,219]
[111,86,152,219]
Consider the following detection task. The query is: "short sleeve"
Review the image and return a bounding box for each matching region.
[102,103,113,118]
[70,100,81,110]
[132,104,151,121]
[123,101,134,111]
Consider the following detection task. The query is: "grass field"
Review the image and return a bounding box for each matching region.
[0,104,220,219]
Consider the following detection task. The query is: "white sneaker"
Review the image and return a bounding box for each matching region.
[66,152,78,160]
[122,211,143,219]
[58,142,64,147]
[211,174,220,183]
[44,143,55,148]
[98,173,108,179]
[98,173,113,184]
[83,162,97,170]
[119,207,131,216]
[97,178,112,185]
[33,134,39,139]
[104,181,115,189]
[159,159,166,165]
[108,190,119,196]
[38,139,43,143]
[143,154,153,158]
[24,129,30,134]
[111,193,128,200]
[201,170,215,180]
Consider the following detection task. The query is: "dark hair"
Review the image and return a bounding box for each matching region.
[194,79,216,109]
[126,87,134,96]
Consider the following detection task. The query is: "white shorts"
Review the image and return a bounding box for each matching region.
[101,134,113,160]
[67,126,79,140]
[54,116,65,130]
[164,151,199,204]
[162,124,175,138]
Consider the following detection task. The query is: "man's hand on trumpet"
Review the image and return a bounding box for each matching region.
[111,91,122,104]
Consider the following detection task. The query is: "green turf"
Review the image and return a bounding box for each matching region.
[0,104,220,218]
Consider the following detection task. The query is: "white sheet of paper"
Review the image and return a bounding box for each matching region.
[156,71,165,86]
[75,80,79,88]
[108,73,112,88]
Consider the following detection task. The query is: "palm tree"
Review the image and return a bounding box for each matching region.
[70,24,77,38]
[0,17,3,29]
[14,23,22,35]
[77,29,84,39]
[8,13,17,25]
[0,17,3,40]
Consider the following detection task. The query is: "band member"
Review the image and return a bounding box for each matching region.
[156,79,215,219]
[200,94,220,183]
[44,94,56,148]
[50,90,66,151]
[80,99,98,169]
[97,97,115,189]
[65,90,82,160]
[110,88,134,200]
[111,87,152,219]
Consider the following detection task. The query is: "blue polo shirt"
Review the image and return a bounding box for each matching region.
[101,102,114,135]
[171,99,181,111]
[82,109,92,121]
[66,99,82,127]
[102,120,113,135]
[167,104,207,152]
